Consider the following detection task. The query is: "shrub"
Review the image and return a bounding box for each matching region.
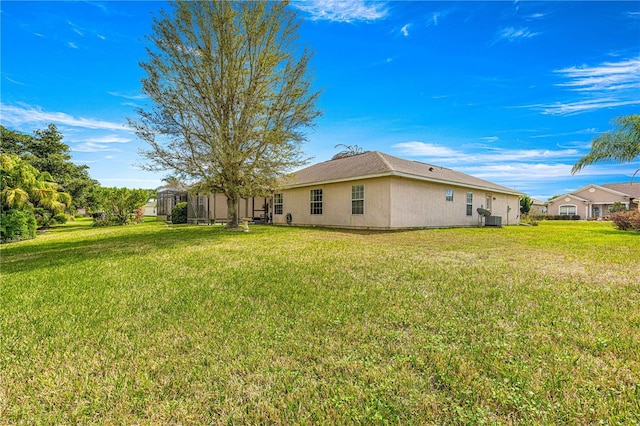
[132,208,145,224]
[1,209,37,243]
[528,214,581,221]
[52,213,68,225]
[33,208,53,229]
[171,202,188,224]
[611,211,640,231]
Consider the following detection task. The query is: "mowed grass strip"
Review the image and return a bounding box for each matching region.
[1,219,638,424]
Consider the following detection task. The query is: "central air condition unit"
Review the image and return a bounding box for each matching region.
[485,216,502,227]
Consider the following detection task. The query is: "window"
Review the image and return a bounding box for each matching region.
[273,193,283,215]
[485,195,492,211]
[310,189,323,215]
[445,189,454,201]
[351,184,364,215]
[559,205,576,215]
[466,192,473,216]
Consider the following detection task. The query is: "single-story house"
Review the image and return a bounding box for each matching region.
[272,151,523,229]
[546,183,640,219]
[530,198,548,215]
[142,198,157,216]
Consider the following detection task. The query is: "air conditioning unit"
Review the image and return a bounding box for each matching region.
[485,216,502,227]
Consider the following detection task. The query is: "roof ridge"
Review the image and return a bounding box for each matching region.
[375,151,394,172]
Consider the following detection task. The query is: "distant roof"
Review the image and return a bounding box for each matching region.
[283,151,522,195]
[601,182,640,198]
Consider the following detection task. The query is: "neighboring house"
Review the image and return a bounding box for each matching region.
[546,183,640,219]
[272,151,523,230]
[601,183,640,212]
[530,198,547,215]
[142,198,157,216]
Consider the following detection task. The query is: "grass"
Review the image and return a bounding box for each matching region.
[1,219,639,424]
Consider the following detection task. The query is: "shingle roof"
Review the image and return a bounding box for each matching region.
[283,151,522,195]
[601,182,640,198]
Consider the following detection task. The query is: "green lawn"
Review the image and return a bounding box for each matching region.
[1,219,639,424]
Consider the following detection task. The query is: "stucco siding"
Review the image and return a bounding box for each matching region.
[573,187,628,204]
[275,176,520,229]
[274,178,391,228]
[388,177,519,228]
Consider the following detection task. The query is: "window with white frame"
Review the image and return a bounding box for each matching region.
[466,192,473,216]
[273,193,283,215]
[559,205,576,215]
[445,189,454,201]
[351,184,364,215]
[310,189,323,215]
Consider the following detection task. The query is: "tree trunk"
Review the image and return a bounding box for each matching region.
[226,190,239,229]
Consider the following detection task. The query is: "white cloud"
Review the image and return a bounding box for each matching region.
[481,136,499,143]
[108,91,147,100]
[392,141,578,164]
[400,23,411,37]
[68,42,78,49]
[496,27,539,43]
[82,135,132,144]
[429,12,440,27]
[5,76,26,86]
[72,142,120,153]
[0,103,128,131]
[529,56,640,116]
[293,0,388,23]
[426,9,455,28]
[393,141,461,158]
[535,98,640,116]
[554,57,640,92]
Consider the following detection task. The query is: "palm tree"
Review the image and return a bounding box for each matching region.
[572,114,640,174]
[1,154,71,213]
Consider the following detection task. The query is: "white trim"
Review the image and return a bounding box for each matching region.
[558,204,577,215]
[573,183,632,198]
[351,184,365,215]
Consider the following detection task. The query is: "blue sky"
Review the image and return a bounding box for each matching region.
[1,1,639,201]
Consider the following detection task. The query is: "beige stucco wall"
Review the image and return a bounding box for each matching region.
[388,177,520,228]
[273,177,391,228]
[276,176,520,229]
[547,195,587,217]
[547,186,633,218]
[573,186,629,204]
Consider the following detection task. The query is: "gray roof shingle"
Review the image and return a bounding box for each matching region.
[601,182,640,198]
[283,151,522,195]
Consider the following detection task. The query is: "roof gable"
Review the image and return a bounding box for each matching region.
[283,151,522,195]
[548,193,590,203]
[572,183,631,199]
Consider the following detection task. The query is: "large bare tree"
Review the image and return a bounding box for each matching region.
[130,0,320,228]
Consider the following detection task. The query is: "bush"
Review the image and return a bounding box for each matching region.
[52,213,68,225]
[528,214,581,221]
[171,202,188,224]
[33,208,53,229]
[1,209,37,243]
[132,208,145,224]
[611,211,640,231]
